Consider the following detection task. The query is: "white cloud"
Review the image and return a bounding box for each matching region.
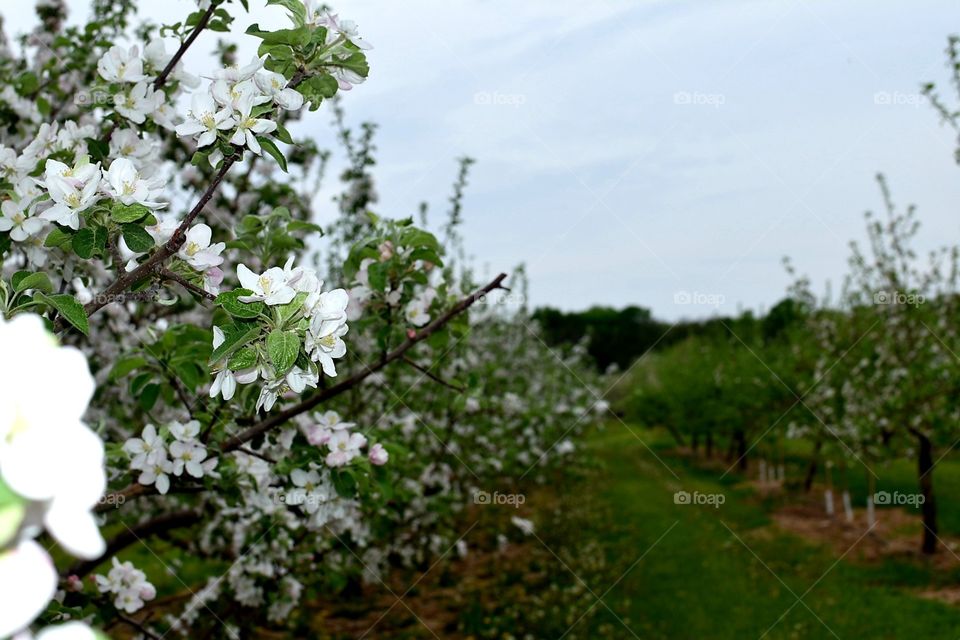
[6,0,960,319]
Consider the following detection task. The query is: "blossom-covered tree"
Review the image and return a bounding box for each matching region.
[0,1,604,636]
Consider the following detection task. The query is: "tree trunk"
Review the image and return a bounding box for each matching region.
[918,433,938,554]
[803,438,823,492]
[691,432,699,455]
[705,431,714,459]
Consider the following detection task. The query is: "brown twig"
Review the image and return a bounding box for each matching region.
[160,268,217,301]
[402,356,465,393]
[153,2,220,91]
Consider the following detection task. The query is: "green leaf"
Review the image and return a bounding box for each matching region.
[408,247,443,267]
[109,355,148,381]
[266,329,299,376]
[258,137,288,172]
[44,226,74,249]
[269,206,291,221]
[274,122,293,145]
[39,293,89,335]
[72,228,96,259]
[246,24,312,46]
[191,150,210,167]
[400,228,441,252]
[274,292,308,327]
[122,224,155,253]
[228,346,258,371]
[216,290,266,319]
[209,323,261,365]
[298,74,338,108]
[331,469,357,498]
[172,361,202,390]
[10,271,30,290]
[15,71,38,95]
[111,202,151,223]
[139,383,160,411]
[14,272,53,294]
[367,262,387,291]
[0,477,25,547]
[36,96,51,118]
[265,0,306,26]
[331,50,369,78]
[130,372,153,396]
[93,225,109,254]
[85,137,110,163]
[287,220,323,235]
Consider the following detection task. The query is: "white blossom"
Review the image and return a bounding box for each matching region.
[178,223,225,269]
[237,264,296,305]
[175,92,236,147]
[97,45,147,83]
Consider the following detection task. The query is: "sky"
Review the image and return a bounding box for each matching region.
[6,1,960,320]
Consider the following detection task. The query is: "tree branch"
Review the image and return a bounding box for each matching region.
[95,273,508,507]
[219,272,507,452]
[64,509,201,578]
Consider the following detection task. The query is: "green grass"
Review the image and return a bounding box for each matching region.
[560,424,960,639]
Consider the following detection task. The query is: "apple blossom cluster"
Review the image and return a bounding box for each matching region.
[210,259,351,412]
[94,557,157,614]
[0,314,106,638]
[122,420,218,494]
[302,2,373,89]
[300,410,389,467]
[97,41,199,128]
[0,123,109,267]
[175,55,302,162]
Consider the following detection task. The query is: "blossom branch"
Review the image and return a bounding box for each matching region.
[219,273,507,452]
[72,151,240,325]
[68,73,311,332]
[95,273,508,509]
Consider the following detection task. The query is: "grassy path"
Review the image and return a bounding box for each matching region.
[569,425,960,639]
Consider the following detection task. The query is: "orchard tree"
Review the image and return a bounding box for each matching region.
[0,1,603,637]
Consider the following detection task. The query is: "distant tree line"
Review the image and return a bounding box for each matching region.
[532,303,802,371]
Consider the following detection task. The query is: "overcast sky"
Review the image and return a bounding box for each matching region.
[6,1,960,320]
